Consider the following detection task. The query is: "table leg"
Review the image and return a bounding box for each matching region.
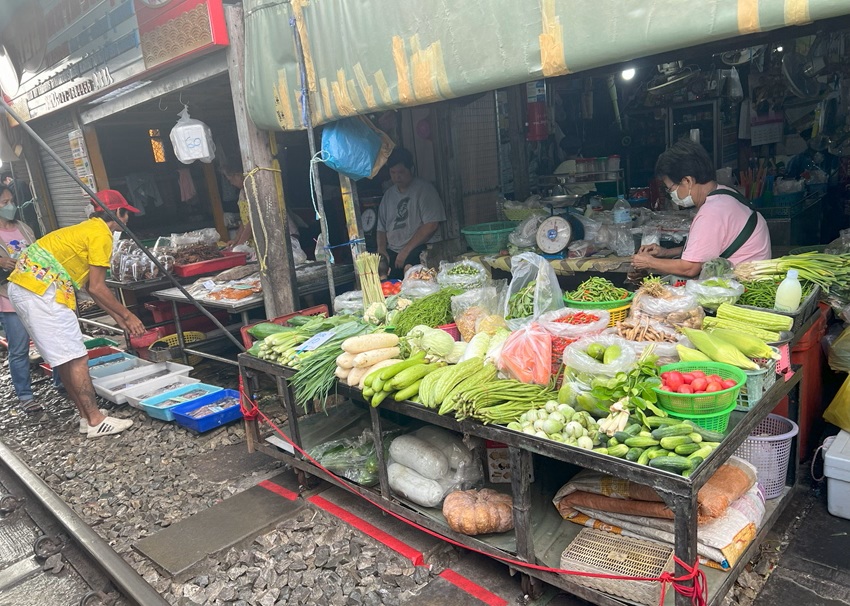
[368,406,390,499]
[240,367,260,453]
[670,491,699,606]
[171,301,189,364]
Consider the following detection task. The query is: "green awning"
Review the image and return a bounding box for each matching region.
[245,0,850,131]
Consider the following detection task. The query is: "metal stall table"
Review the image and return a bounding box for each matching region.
[238,351,802,606]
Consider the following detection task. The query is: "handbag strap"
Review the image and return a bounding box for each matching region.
[705,188,758,259]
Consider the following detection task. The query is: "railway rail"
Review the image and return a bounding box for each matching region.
[0,439,167,606]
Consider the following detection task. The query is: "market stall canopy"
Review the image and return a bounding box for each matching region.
[245,0,850,131]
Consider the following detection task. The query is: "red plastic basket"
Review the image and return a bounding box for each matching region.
[240,305,329,348]
[173,252,247,278]
[437,323,461,341]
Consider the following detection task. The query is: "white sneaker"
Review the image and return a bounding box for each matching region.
[87,416,133,439]
[79,409,109,434]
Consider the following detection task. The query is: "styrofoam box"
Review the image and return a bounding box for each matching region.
[92,362,193,404]
[824,430,850,519]
[125,375,202,409]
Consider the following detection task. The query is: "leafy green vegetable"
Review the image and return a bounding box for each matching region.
[588,348,666,428]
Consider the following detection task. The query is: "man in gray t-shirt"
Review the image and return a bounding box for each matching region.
[377,148,446,278]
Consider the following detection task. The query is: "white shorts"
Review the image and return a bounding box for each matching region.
[8,283,88,368]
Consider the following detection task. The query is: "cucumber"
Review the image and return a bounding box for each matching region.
[362,387,375,399]
[651,423,696,440]
[371,390,391,407]
[394,379,423,402]
[377,352,427,382]
[607,444,629,458]
[646,448,668,461]
[624,424,642,436]
[612,431,633,443]
[688,446,714,460]
[688,432,703,444]
[659,435,693,450]
[607,437,620,448]
[683,421,726,443]
[638,446,663,466]
[649,455,693,473]
[626,447,645,462]
[593,447,609,455]
[645,416,681,428]
[674,442,703,456]
[624,437,660,448]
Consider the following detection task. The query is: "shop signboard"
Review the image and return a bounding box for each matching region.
[0,0,228,122]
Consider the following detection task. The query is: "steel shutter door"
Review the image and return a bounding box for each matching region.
[32,111,89,228]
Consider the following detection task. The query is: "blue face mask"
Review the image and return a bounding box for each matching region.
[0,204,17,221]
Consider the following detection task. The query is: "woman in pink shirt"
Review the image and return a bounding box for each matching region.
[632,139,771,278]
[0,185,39,412]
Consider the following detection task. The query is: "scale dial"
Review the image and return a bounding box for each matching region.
[536,216,572,254]
[361,208,377,232]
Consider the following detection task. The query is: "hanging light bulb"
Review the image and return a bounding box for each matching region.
[621,68,636,81]
[776,45,784,53]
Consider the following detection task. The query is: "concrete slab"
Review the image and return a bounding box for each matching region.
[754,568,850,606]
[134,474,303,576]
[187,442,279,484]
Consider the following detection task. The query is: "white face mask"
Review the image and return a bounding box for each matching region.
[670,184,695,208]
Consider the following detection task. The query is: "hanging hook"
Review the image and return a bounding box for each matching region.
[158,97,168,111]
[179,92,187,110]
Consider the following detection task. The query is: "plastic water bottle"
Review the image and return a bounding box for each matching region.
[612,195,631,225]
[774,269,802,312]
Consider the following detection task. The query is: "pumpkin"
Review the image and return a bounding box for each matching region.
[442,489,514,535]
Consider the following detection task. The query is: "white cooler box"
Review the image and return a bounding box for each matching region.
[824,430,850,519]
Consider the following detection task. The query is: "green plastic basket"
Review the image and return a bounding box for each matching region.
[667,402,737,434]
[461,221,517,254]
[563,292,634,310]
[653,362,747,415]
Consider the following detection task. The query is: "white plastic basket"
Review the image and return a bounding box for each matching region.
[734,414,798,499]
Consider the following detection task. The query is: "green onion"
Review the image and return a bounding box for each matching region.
[734,252,850,292]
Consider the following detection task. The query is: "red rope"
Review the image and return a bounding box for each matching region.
[238,389,707,606]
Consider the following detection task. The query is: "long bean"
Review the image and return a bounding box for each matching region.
[567,277,629,303]
[506,280,536,319]
[739,278,814,308]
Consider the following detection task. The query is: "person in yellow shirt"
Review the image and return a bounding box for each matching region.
[7,190,146,438]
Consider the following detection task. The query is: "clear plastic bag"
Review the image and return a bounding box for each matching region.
[308,429,401,487]
[563,335,637,380]
[509,213,548,248]
[632,285,705,329]
[685,278,744,310]
[828,326,850,373]
[170,107,216,164]
[451,285,502,341]
[400,264,440,299]
[497,322,553,385]
[537,307,610,340]
[698,258,734,280]
[437,260,489,290]
[170,228,221,248]
[333,290,364,315]
[503,252,564,329]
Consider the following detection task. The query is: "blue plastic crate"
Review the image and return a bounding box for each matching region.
[171,390,242,433]
[88,353,141,379]
[139,383,224,422]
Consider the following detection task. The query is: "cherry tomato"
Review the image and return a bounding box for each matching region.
[659,383,670,392]
[677,384,694,394]
[681,372,695,385]
[721,379,738,389]
[690,370,706,379]
[666,376,683,392]
[706,374,723,385]
[705,382,723,392]
[690,377,708,393]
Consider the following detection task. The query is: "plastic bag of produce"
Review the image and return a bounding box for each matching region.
[828,326,850,374]
[437,260,489,290]
[509,213,548,248]
[698,258,734,280]
[333,290,364,315]
[400,265,440,299]
[537,308,610,340]
[632,284,704,329]
[503,252,564,329]
[451,285,501,341]
[685,277,744,310]
[497,322,553,385]
[309,429,401,486]
[563,335,637,380]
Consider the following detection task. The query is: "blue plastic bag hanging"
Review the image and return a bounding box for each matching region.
[170,107,216,164]
[321,117,388,181]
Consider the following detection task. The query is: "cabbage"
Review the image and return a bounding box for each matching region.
[484,327,511,364]
[460,332,491,362]
[406,325,456,361]
[446,341,467,364]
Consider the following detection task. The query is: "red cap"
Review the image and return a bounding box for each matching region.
[91,190,141,214]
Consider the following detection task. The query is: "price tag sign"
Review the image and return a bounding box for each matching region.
[777,343,793,381]
[298,330,336,352]
[202,280,216,290]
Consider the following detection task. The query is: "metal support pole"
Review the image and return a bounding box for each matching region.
[289,15,336,304]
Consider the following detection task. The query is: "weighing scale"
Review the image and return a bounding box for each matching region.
[535,213,586,259]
